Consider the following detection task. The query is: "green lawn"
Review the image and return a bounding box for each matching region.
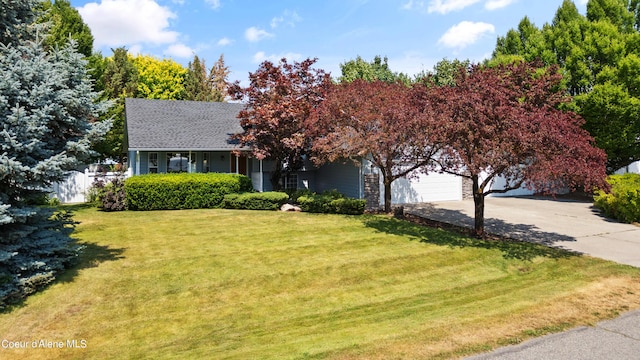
[1,207,640,359]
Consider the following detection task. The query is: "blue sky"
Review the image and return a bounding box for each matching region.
[70,0,589,84]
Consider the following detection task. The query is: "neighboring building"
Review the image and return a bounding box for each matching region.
[123,98,463,207]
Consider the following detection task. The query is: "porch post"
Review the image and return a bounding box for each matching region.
[235,154,239,174]
[135,151,140,175]
[259,159,264,192]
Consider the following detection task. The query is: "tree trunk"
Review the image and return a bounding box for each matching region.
[383,178,392,213]
[472,175,485,237]
[270,160,283,191]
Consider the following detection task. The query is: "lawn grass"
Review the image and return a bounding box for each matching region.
[1,207,640,359]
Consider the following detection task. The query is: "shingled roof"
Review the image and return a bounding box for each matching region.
[124,98,247,151]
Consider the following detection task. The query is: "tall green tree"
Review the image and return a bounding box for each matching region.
[93,47,139,160]
[184,55,210,101]
[493,0,640,172]
[0,0,111,306]
[38,0,94,57]
[339,55,410,84]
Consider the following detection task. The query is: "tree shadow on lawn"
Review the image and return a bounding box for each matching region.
[362,209,580,262]
[1,206,126,314]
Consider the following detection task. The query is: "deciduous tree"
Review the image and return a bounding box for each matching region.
[228,58,331,190]
[493,0,640,172]
[339,55,410,84]
[431,62,607,237]
[308,80,441,212]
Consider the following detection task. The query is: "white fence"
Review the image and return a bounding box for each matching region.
[51,169,130,204]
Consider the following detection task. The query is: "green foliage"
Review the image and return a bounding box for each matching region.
[297,190,365,215]
[222,192,289,210]
[38,0,94,57]
[594,173,640,223]
[339,55,410,84]
[132,55,187,100]
[125,173,253,211]
[0,208,81,309]
[0,3,110,307]
[492,0,640,171]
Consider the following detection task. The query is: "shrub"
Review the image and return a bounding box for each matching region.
[101,177,126,211]
[222,192,290,210]
[297,190,365,215]
[125,173,254,211]
[594,173,640,223]
[87,176,127,211]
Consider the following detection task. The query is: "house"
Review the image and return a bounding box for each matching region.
[124,98,464,207]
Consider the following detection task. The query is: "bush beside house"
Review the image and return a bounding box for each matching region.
[594,173,640,223]
[222,192,290,210]
[297,190,366,215]
[125,173,254,210]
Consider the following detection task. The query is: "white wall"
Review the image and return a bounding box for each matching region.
[615,161,640,174]
[51,169,130,204]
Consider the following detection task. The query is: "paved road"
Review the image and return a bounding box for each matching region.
[404,196,640,267]
[465,310,640,360]
[404,196,640,359]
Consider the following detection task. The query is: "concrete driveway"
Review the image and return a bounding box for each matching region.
[404,196,640,267]
[405,196,640,359]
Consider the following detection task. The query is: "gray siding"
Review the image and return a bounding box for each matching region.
[315,162,362,198]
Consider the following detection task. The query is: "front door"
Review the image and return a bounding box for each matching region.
[231,154,248,175]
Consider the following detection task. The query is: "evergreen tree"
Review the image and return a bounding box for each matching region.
[184,55,210,101]
[208,54,230,102]
[38,0,94,57]
[94,47,138,160]
[0,1,111,307]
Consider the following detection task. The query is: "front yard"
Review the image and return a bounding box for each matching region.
[1,207,640,359]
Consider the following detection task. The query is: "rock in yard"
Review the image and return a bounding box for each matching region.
[281,204,302,212]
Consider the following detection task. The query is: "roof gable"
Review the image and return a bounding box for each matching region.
[124,98,246,151]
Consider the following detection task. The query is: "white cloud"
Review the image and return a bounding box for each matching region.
[244,27,274,42]
[217,37,232,46]
[485,0,516,10]
[438,21,495,49]
[164,43,193,58]
[78,0,179,48]
[204,0,220,9]
[428,0,481,14]
[401,0,425,10]
[270,10,302,28]
[127,44,143,56]
[252,51,302,64]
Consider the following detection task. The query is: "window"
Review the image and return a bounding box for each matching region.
[203,153,210,173]
[167,153,189,173]
[148,153,158,173]
[284,173,298,190]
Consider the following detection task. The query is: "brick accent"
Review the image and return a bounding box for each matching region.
[462,175,473,200]
[364,174,380,210]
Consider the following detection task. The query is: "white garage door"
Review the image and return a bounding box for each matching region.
[385,171,462,204]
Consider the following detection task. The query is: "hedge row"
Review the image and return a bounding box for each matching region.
[594,173,640,223]
[125,173,253,210]
[297,190,366,215]
[222,192,290,210]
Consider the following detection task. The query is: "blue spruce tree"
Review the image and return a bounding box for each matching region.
[0,0,111,307]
